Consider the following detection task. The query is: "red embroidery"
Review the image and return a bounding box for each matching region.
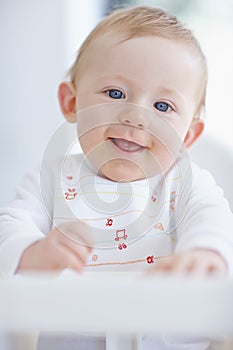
[118,242,127,250]
[115,229,127,241]
[106,218,113,227]
[151,190,157,202]
[115,229,128,250]
[170,191,177,211]
[146,256,155,264]
[91,254,98,262]
[64,188,78,200]
[154,223,164,231]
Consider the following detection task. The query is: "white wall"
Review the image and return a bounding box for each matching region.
[0,0,106,206]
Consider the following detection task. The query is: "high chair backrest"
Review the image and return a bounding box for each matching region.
[190,134,233,211]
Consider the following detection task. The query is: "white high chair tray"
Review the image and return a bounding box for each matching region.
[0,272,233,336]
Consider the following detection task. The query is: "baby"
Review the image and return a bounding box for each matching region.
[1,5,233,350]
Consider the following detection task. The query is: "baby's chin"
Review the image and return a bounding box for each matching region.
[97,159,160,182]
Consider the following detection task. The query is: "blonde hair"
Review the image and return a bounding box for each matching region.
[69,6,207,118]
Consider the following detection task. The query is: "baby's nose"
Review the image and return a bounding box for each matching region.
[118,107,149,129]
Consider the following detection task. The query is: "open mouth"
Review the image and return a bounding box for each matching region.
[109,138,146,153]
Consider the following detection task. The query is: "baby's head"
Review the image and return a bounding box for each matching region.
[58,6,207,182]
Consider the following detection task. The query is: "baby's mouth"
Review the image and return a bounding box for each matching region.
[109,138,145,153]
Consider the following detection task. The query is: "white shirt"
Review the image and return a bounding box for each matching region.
[0,152,233,277]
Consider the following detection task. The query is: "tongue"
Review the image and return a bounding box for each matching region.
[112,138,143,152]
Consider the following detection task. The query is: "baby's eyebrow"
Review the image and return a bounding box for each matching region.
[97,74,132,85]
[157,86,185,103]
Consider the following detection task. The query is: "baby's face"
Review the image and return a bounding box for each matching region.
[75,34,202,181]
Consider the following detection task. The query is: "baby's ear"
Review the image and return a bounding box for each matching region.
[58,82,77,123]
[184,119,204,148]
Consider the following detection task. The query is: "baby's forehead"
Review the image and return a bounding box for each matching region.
[85,30,197,56]
[83,31,200,69]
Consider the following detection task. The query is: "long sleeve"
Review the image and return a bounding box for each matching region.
[175,163,233,275]
[0,169,53,277]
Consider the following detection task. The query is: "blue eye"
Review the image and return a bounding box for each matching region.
[108,89,125,99]
[154,101,170,112]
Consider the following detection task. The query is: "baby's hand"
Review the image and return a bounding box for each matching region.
[149,249,227,277]
[17,221,93,273]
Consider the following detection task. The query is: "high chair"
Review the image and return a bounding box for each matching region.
[0,272,233,349]
[190,133,233,211]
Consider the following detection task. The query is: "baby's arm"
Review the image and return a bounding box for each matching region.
[150,165,233,277]
[0,171,49,276]
[0,170,92,276]
[174,166,233,277]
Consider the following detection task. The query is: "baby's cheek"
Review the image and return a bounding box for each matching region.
[149,141,179,173]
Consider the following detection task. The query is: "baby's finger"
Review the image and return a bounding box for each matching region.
[60,237,92,265]
[57,221,94,249]
[148,254,194,275]
[189,261,226,277]
[55,244,87,272]
[165,254,196,275]
[147,256,175,274]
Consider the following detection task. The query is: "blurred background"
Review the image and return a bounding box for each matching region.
[1,0,233,206]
